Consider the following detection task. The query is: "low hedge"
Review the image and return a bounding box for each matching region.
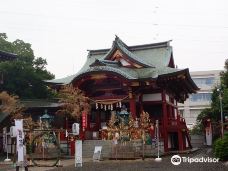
[213,132,228,161]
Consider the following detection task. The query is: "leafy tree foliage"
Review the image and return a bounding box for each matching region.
[0,33,54,98]
[56,84,90,120]
[0,91,38,130]
[194,59,228,133]
[209,59,228,121]
[221,59,228,86]
[213,132,228,161]
[0,91,23,119]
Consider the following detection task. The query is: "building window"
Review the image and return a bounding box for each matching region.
[190,93,212,102]
[179,110,184,117]
[190,109,201,118]
[192,77,215,87]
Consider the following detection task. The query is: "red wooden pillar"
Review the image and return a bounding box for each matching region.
[175,99,184,150]
[177,115,184,151]
[95,111,101,130]
[70,138,75,156]
[65,117,68,130]
[162,91,168,152]
[168,104,172,118]
[87,113,91,131]
[129,88,136,119]
[139,94,143,114]
[183,133,186,150]
[177,131,184,151]
[171,98,175,118]
[175,100,178,119]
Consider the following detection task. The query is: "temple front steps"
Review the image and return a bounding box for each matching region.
[81,140,164,159]
[82,140,112,158]
[109,143,140,159]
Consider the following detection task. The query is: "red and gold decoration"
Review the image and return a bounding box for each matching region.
[104,110,152,141]
[82,111,87,130]
[94,99,125,111]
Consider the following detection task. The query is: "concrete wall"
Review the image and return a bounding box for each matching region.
[190,135,205,148]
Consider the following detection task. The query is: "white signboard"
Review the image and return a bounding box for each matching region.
[205,127,212,146]
[15,119,24,162]
[75,140,82,167]
[72,123,79,135]
[93,146,102,161]
[10,126,17,138]
[3,127,6,152]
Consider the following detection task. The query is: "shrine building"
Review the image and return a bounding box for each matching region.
[48,36,199,152]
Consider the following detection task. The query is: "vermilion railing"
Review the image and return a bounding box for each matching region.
[168,118,178,126]
[167,115,187,127]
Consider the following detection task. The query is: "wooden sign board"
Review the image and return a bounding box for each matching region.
[75,140,82,167]
[72,123,79,135]
[3,127,6,152]
[93,146,102,161]
[15,119,24,162]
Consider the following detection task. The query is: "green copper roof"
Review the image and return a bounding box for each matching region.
[47,65,181,85]
[45,74,76,84]
[103,36,154,68]
[132,46,172,67]
[76,65,138,80]
[0,50,17,61]
[46,37,184,84]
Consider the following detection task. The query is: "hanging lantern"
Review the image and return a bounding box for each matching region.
[111,104,113,110]
[101,104,103,109]
[116,102,119,108]
[104,105,107,111]
[108,105,110,110]
[119,101,122,108]
[96,103,98,109]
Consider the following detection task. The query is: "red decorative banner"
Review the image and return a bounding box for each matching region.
[82,112,87,129]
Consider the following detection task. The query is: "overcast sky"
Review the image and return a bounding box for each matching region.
[0,0,227,78]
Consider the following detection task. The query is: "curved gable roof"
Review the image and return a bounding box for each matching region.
[103,36,154,68]
[46,37,188,86]
[132,46,172,67]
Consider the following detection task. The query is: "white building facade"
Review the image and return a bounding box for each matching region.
[178,70,222,129]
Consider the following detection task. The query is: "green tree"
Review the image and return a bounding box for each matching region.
[209,59,228,121]
[56,84,90,120]
[194,59,228,133]
[0,91,38,130]
[0,33,54,98]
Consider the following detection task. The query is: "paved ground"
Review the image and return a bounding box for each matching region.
[47,147,227,171]
[1,147,227,171]
[0,159,76,171]
[48,158,227,171]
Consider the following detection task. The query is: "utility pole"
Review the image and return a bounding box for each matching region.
[155,120,162,162]
[218,89,224,138]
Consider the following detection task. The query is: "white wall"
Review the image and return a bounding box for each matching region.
[142,93,161,101]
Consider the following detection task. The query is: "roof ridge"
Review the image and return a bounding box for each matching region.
[115,36,129,49]
[87,40,171,54]
[0,50,17,60]
[0,49,17,56]
[129,40,171,50]
[103,36,155,68]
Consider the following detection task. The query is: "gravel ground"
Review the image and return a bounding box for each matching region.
[47,158,227,171]
[48,147,227,171]
[1,147,227,171]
